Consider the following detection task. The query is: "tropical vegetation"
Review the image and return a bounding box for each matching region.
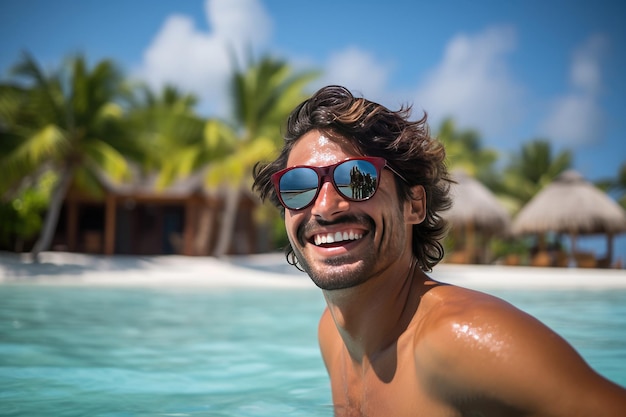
[0,53,138,260]
[0,51,624,264]
[201,54,319,256]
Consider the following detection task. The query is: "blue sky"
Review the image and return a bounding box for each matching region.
[2,0,625,260]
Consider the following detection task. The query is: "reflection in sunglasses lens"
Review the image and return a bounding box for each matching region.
[335,160,378,201]
[279,160,379,210]
[280,167,318,210]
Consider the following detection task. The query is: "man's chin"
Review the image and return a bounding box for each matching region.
[304,257,369,290]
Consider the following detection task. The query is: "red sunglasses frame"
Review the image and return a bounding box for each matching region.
[271,156,408,211]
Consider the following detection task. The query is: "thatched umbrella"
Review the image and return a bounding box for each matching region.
[443,170,511,263]
[512,170,626,265]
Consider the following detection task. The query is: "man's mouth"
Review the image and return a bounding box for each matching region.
[312,230,364,246]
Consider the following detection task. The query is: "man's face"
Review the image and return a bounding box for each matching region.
[284,130,414,290]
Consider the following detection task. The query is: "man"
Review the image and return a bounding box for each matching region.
[253,85,626,416]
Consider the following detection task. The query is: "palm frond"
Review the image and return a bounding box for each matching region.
[83,140,130,182]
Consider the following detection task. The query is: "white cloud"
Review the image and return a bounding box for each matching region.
[540,94,603,146]
[207,0,271,47]
[317,47,393,105]
[413,26,524,138]
[134,0,272,116]
[570,34,608,95]
[539,34,608,146]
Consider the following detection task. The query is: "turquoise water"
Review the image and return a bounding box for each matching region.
[1,284,625,416]
[489,288,626,388]
[0,286,331,417]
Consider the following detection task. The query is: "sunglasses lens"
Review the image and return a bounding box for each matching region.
[279,167,319,209]
[334,160,379,201]
[277,159,381,210]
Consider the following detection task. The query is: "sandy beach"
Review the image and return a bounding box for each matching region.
[0,251,315,288]
[1,251,626,290]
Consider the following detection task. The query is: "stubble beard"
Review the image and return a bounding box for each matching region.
[294,245,378,291]
[289,213,394,291]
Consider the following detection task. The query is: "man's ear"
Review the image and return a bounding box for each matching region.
[405,185,426,224]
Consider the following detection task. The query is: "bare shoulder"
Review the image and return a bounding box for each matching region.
[415,284,552,365]
[414,284,626,415]
[413,284,536,379]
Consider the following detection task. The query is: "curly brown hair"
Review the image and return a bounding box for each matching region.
[253,85,452,272]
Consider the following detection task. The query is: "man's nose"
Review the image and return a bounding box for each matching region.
[310,181,349,219]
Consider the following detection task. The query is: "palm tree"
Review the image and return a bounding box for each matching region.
[613,163,626,209]
[596,162,626,210]
[125,84,208,188]
[501,139,572,209]
[436,118,499,184]
[205,54,319,256]
[0,53,136,260]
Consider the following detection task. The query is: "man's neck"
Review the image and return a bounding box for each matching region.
[322,256,428,362]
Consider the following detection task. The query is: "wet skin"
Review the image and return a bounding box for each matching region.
[283,130,626,416]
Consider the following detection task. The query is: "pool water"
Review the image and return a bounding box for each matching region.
[0,286,331,417]
[1,285,625,416]
[489,288,626,388]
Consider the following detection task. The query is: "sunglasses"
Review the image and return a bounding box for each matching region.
[271,157,408,211]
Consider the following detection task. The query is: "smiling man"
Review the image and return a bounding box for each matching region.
[252,85,626,416]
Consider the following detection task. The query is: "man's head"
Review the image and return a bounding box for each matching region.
[253,85,451,285]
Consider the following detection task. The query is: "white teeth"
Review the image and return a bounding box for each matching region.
[313,231,364,246]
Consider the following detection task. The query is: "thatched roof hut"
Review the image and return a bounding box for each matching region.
[443,170,511,263]
[94,165,207,198]
[512,170,626,265]
[445,170,511,234]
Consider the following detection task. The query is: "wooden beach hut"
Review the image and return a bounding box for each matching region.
[443,170,511,264]
[53,167,264,257]
[512,170,626,268]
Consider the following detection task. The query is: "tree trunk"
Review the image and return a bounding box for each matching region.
[195,206,215,256]
[30,168,74,262]
[212,187,241,257]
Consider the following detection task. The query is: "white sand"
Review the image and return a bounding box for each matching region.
[1,251,625,290]
[0,251,314,288]
[430,263,626,289]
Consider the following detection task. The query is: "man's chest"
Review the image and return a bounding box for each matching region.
[328,350,457,417]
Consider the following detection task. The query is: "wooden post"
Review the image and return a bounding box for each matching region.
[104,194,116,255]
[67,199,78,251]
[466,221,475,264]
[183,200,196,255]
